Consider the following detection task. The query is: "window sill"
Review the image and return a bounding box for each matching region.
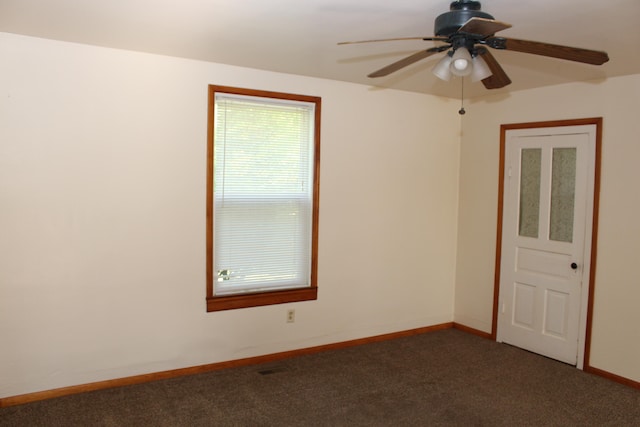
[206,286,317,312]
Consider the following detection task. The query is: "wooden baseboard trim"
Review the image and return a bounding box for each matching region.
[5,322,637,408]
[584,365,640,390]
[0,322,454,408]
[452,322,492,339]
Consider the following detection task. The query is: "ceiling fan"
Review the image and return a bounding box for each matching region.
[339,0,609,90]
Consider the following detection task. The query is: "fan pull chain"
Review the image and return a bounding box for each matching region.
[458,77,466,115]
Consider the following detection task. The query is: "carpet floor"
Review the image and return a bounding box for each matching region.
[1,328,639,426]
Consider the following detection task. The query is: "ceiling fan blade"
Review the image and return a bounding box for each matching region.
[477,48,512,89]
[458,17,512,37]
[491,37,609,65]
[368,47,446,78]
[338,36,448,45]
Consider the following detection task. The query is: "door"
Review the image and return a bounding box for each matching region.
[496,123,597,365]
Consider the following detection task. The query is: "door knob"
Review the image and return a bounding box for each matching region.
[571,262,578,270]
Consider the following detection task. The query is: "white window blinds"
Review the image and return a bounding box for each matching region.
[213,93,315,296]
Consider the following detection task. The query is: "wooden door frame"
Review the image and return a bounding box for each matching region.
[491,117,602,369]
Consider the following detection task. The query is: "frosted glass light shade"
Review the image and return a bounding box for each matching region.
[450,47,473,76]
[471,55,492,82]
[432,55,452,81]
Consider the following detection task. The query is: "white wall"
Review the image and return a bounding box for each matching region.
[455,74,640,382]
[0,32,461,398]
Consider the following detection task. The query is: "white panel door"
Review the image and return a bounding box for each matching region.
[497,124,596,365]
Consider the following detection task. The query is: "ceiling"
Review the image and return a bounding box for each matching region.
[1,0,639,99]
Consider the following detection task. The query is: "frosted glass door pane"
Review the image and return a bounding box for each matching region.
[519,148,541,238]
[549,147,576,242]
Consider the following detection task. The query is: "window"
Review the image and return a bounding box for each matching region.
[206,85,321,312]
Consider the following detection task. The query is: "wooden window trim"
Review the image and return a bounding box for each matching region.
[206,85,321,312]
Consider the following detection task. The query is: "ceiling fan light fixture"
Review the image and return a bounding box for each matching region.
[432,54,453,81]
[449,47,473,76]
[471,54,492,81]
[343,0,609,91]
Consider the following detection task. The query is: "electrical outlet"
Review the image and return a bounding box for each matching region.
[286,309,295,323]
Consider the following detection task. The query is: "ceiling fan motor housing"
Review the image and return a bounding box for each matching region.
[434,0,495,36]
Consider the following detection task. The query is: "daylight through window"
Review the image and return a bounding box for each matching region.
[206,86,320,311]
